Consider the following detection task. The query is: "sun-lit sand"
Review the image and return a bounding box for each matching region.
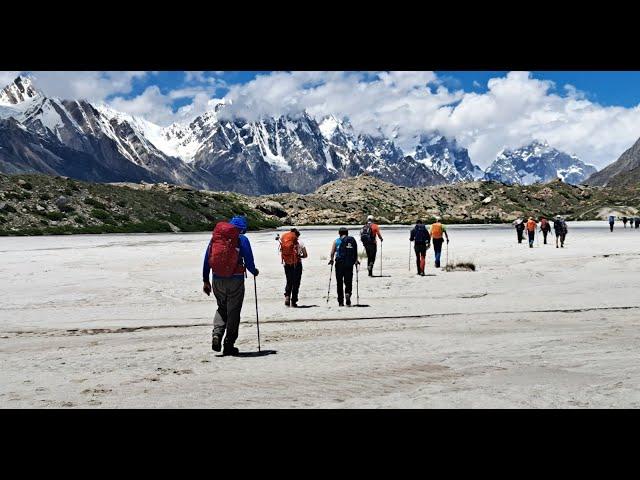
[1,221,639,408]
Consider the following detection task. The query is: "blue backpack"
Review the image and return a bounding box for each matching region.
[337,236,358,266]
[414,224,429,242]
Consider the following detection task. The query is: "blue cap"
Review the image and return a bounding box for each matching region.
[230,215,248,233]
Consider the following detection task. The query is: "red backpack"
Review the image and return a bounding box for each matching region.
[209,222,242,277]
[280,231,299,265]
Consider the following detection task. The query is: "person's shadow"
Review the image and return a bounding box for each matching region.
[215,350,278,358]
[292,304,318,309]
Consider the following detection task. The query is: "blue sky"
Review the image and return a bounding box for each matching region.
[437,71,640,107]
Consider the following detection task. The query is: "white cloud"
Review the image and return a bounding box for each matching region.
[26,71,149,102]
[220,70,640,169]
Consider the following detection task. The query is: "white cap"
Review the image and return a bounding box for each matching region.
[435,216,441,221]
[367,215,374,221]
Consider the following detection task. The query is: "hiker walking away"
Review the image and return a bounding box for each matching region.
[608,215,615,232]
[430,216,449,268]
[329,227,360,306]
[622,216,628,228]
[539,217,551,244]
[360,215,383,277]
[526,217,537,248]
[202,216,259,356]
[410,219,431,276]
[553,215,568,248]
[514,218,525,244]
[280,228,307,308]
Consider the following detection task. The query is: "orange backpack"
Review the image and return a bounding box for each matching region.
[431,222,443,239]
[280,231,300,265]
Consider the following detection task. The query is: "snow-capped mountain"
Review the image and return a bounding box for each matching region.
[409,133,484,182]
[0,75,482,194]
[0,76,207,186]
[0,76,40,104]
[484,141,597,185]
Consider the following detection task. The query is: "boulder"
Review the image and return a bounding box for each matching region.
[55,196,70,209]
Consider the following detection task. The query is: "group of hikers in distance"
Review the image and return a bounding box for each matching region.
[513,215,568,248]
[201,210,632,356]
[608,215,640,231]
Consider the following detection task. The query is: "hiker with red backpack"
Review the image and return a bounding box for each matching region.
[539,217,551,244]
[202,216,259,356]
[279,228,308,307]
[361,215,383,277]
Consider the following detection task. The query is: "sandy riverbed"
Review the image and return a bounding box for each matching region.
[1,222,639,408]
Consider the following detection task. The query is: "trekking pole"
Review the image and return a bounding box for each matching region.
[356,263,360,306]
[409,241,412,271]
[446,241,449,268]
[380,241,383,276]
[253,275,261,352]
[326,262,333,303]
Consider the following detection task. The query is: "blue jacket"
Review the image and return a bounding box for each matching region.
[203,234,257,281]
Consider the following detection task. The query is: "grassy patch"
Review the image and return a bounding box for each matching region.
[445,261,476,272]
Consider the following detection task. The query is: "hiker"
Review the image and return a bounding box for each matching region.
[410,219,431,275]
[329,227,360,306]
[430,216,449,268]
[279,228,308,308]
[202,216,259,356]
[635,217,640,229]
[514,218,525,244]
[539,216,551,244]
[608,215,615,232]
[360,215,383,277]
[526,217,537,248]
[553,215,568,248]
[622,216,628,228]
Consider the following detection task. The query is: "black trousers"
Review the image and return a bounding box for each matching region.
[284,263,303,302]
[364,243,377,271]
[516,229,524,243]
[542,229,549,243]
[335,261,353,303]
[414,241,427,273]
[610,222,614,232]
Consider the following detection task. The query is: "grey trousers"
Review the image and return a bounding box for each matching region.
[212,277,245,347]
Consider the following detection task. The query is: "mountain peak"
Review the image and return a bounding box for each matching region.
[0,75,41,105]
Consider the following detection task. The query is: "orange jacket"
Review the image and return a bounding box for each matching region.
[526,219,537,232]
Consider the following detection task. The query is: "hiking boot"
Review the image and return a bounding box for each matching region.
[338,300,344,307]
[291,300,298,308]
[368,266,373,277]
[211,335,222,352]
[346,294,351,306]
[222,345,239,356]
[284,295,290,307]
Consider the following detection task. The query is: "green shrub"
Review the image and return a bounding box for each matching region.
[91,209,111,221]
[116,200,127,207]
[2,204,17,213]
[84,197,108,209]
[39,193,51,201]
[45,211,64,221]
[21,182,34,190]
